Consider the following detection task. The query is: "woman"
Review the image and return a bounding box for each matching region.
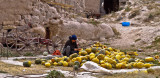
[62,35,81,57]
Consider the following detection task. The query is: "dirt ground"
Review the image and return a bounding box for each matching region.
[0,60,75,76]
[0,60,160,78]
[0,55,160,78]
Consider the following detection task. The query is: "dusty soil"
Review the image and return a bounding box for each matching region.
[105,23,160,52]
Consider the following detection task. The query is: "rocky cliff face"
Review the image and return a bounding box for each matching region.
[0,0,33,25]
[0,0,60,27]
[0,0,114,42]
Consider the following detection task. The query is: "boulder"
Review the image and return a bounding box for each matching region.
[59,21,114,41]
[97,23,115,38]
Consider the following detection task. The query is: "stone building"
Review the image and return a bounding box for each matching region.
[84,0,127,15]
[51,0,127,15]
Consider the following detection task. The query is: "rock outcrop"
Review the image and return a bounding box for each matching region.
[0,0,114,42]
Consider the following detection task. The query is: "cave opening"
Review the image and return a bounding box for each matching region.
[100,0,119,14]
[45,27,50,39]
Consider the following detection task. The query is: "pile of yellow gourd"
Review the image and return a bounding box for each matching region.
[34,42,160,69]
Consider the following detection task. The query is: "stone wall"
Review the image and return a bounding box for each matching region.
[0,0,61,26]
[0,0,34,25]
[85,0,100,14]
[0,0,115,42]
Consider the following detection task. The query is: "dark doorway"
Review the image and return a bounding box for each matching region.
[45,27,50,39]
[101,0,119,14]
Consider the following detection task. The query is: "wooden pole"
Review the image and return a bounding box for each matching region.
[1,32,4,57]
[0,44,2,59]
[7,47,8,60]
[16,28,18,52]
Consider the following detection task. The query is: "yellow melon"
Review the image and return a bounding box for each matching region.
[144,63,151,68]
[108,47,113,51]
[63,61,68,67]
[155,55,159,59]
[123,57,129,62]
[100,60,105,64]
[53,62,58,66]
[45,62,51,67]
[136,62,144,69]
[90,56,95,60]
[92,58,99,64]
[105,51,111,55]
[126,64,132,69]
[85,48,92,53]
[116,55,121,60]
[79,52,82,56]
[97,54,105,60]
[132,62,137,68]
[28,61,32,66]
[81,51,88,56]
[81,63,84,66]
[101,64,106,68]
[105,63,112,69]
[145,57,154,62]
[81,56,88,60]
[72,58,77,62]
[89,53,95,57]
[41,61,45,65]
[116,63,122,69]
[76,57,82,63]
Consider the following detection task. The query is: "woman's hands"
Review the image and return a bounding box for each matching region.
[74,48,82,51]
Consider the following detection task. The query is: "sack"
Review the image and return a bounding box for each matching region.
[81,61,113,74]
[81,61,157,74]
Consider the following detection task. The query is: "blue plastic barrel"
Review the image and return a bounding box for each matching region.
[122,22,130,26]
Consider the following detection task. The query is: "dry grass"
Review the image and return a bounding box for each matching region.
[0,60,75,76]
[147,4,157,10]
[152,9,160,17]
[135,38,141,42]
[143,36,160,50]
[94,72,158,78]
[94,68,160,78]
[88,19,101,26]
[128,9,140,19]
[111,27,121,35]
[0,61,46,76]
[111,12,118,18]
[125,6,132,12]
[143,14,154,22]
[18,59,74,71]
[144,2,160,22]
[1,59,160,78]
